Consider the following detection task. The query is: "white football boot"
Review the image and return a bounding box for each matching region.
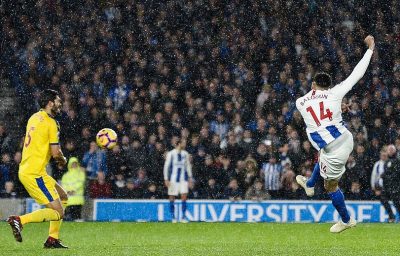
[296,175,315,197]
[330,218,356,233]
[180,218,189,224]
[172,219,178,223]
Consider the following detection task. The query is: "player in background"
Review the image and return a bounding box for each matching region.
[7,89,69,248]
[296,35,375,233]
[163,138,193,223]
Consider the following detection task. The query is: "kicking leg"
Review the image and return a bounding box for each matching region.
[325,179,356,233]
[296,163,320,196]
[307,163,321,187]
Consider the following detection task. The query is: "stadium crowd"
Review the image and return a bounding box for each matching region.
[1,0,400,203]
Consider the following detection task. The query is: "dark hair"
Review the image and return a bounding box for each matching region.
[38,89,59,108]
[313,72,332,88]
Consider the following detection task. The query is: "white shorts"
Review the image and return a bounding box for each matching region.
[319,129,354,180]
[168,182,189,196]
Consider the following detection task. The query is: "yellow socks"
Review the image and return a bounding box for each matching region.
[19,200,68,239]
[20,208,60,225]
[49,200,68,239]
[49,219,62,239]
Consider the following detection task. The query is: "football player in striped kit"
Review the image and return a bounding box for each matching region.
[296,35,375,233]
[163,138,193,223]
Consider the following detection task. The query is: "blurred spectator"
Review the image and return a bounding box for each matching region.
[201,178,221,199]
[0,153,12,190]
[245,179,270,201]
[133,168,149,198]
[215,155,233,186]
[228,160,246,188]
[63,140,79,161]
[243,157,259,190]
[195,154,215,188]
[279,144,292,169]
[62,157,86,220]
[240,130,256,155]
[143,183,161,200]
[127,140,146,174]
[223,179,243,201]
[82,142,108,179]
[0,181,17,198]
[119,178,139,199]
[256,85,272,108]
[2,0,400,200]
[188,181,201,199]
[353,145,369,190]
[89,171,112,199]
[108,75,130,111]
[112,174,127,199]
[298,141,317,168]
[342,155,358,193]
[210,111,229,139]
[345,181,368,200]
[261,153,283,199]
[76,127,92,159]
[0,124,12,154]
[107,145,129,178]
[280,170,303,199]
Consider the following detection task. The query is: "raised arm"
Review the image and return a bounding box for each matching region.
[330,35,375,98]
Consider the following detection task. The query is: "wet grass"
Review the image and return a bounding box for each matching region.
[1,222,399,256]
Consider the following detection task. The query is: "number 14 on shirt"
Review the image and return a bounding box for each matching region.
[306,101,333,127]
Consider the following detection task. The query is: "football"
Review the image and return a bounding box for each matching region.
[96,128,118,149]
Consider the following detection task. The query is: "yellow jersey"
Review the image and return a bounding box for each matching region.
[19,110,60,176]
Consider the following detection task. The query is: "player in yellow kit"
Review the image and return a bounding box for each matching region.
[7,89,69,249]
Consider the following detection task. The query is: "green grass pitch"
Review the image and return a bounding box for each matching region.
[1,222,399,256]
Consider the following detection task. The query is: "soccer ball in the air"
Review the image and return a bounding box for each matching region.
[96,128,118,149]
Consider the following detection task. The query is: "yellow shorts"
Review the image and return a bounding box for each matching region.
[19,172,60,205]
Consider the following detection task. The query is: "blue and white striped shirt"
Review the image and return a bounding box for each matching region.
[296,49,373,151]
[163,149,192,183]
[371,160,385,190]
[262,162,283,191]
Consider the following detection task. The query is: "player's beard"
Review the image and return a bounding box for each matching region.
[51,104,61,116]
